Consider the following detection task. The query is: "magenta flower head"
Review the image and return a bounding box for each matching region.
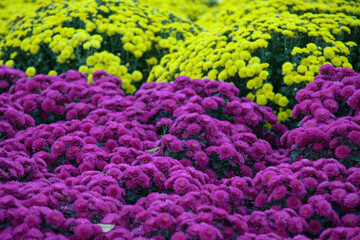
[348,130,360,145]
[199,223,218,240]
[156,213,174,229]
[171,232,187,240]
[286,196,302,209]
[299,204,314,219]
[343,193,359,208]
[271,186,288,200]
[74,223,93,239]
[212,190,229,205]
[202,98,218,110]
[45,210,65,227]
[218,143,235,160]
[341,214,359,227]
[194,151,209,168]
[308,220,322,234]
[173,177,190,194]
[334,145,351,159]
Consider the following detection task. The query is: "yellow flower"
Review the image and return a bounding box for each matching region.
[278,111,288,122]
[331,56,342,67]
[48,70,57,76]
[132,71,143,82]
[282,62,293,75]
[246,92,255,101]
[306,43,317,52]
[5,60,14,67]
[262,83,273,92]
[26,67,36,77]
[246,80,255,89]
[256,94,267,106]
[297,65,307,74]
[208,69,218,80]
[218,70,228,81]
[278,96,289,107]
[79,65,89,74]
[259,70,269,80]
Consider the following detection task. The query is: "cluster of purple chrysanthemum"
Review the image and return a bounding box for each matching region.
[282,65,360,167]
[0,65,359,240]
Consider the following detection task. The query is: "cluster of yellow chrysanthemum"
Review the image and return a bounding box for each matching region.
[0,0,199,93]
[148,0,360,122]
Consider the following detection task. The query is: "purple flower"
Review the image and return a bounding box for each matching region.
[218,143,235,160]
[341,214,359,227]
[74,223,93,239]
[45,210,65,227]
[271,186,288,200]
[199,224,218,240]
[193,151,209,168]
[156,213,174,229]
[308,220,322,234]
[348,130,360,145]
[173,177,190,194]
[24,215,42,228]
[343,193,359,208]
[316,200,332,217]
[202,98,218,110]
[171,232,187,240]
[286,196,302,209]
[334,145,351,159]
[212,190,229,205]
[299,204,314,219]
[187,123,201,135]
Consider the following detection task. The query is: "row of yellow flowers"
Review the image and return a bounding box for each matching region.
[1,0,360,124]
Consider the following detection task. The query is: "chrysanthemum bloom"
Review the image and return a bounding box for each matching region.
[168,205,184,217]
[170,140,184,152]
[299,204,314,219]
[138,173,151,187]
[314,108,331,122]
[271,186,288,200]
[74,223,93,239]
[45,210,65,227]
[105,184,123,198]
[288,217,304,235]
[286,196,302,209]
[334,145,351,159]
[343,193,359,208]
[187,123,201,135]
[218,143,235,160]
[323,99,339,113]
[308,220,322,234]
[202,98,218,110]
[316,200,332,217]
[187,223,201,237]
[171,232,187,240]
[26,228,43,239]
[66,146,80,159]
[156,213,174,229]
[186,140,201,151]
[24,215,41,228]
[51,141,66,156]
[31,193,49,206]
[295,132,308,147]
[173,177,190,194]
[341,214,359,227]
[199,224,218,240]
[108,168,122,179]
[348,130,360,145]
[23,100,37,113]
[194,151,209,168]
[340,85,356,98]
[212,190,229,205]
[123,166,142,179]
[32,138,46,150]
[254,193,268,208]
[323,163,339,177]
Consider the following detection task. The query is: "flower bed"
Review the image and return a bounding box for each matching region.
[0,0,360,239]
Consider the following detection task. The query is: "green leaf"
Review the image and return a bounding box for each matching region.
[146,147,159,153]
[97,224,115,233]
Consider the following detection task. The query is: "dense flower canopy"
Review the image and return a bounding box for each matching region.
[0,0,360,239]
